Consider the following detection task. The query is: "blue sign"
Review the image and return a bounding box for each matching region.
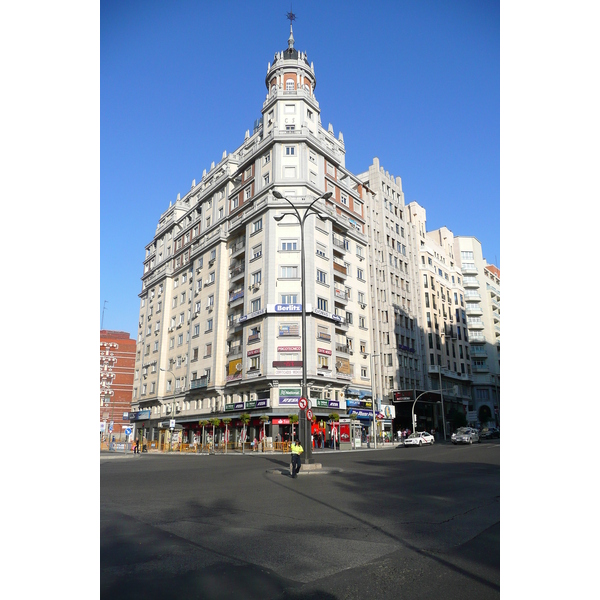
[274,303,302,312]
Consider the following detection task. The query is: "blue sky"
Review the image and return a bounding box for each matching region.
[100,0,499,335]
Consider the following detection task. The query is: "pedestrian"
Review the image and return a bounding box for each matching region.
[290,438,303,478]
[134,439,139,454]
[252,437,258,452]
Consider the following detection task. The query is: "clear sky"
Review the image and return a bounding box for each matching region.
[100,0,499,336]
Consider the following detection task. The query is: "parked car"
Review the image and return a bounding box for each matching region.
[451,427,480,444]
[403,432,433,447]
[479,427,500,439]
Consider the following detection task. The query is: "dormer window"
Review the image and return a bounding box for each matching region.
[286,80,295,91]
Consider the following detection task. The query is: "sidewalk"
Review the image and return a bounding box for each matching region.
[100,443,401,458]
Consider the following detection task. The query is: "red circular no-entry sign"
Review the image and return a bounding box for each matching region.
[306,409,313,420]
[298,397,308,410]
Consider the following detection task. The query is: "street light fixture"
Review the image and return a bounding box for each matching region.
[272,189,333,464]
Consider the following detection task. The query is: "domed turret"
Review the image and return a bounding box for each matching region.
[265,22,316,95]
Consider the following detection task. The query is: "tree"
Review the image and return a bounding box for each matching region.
[199,420,210,452]
[288,414,299,441]
[239,413,251,454]
[328,413,340,450]
[222,418,232,454]
[259,415,269,450]
[209,418,221,450]
[448,408,467,430]
[478,405,493,427]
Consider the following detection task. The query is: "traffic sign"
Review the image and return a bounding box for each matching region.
[306,409,313,420]
[298,397,307,410]
[125,428,132,435]
[169,419,176,429]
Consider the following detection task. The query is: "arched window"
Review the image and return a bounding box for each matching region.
[286,79,295,91]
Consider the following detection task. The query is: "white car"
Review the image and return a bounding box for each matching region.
[403,432,433,447]
[451,427,480,444]
[417,431,435,444]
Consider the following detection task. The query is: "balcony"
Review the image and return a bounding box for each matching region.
[335,343,351,355]
[229,264,245,282]
[247,333,261,344]
[467,318,485,330]
[466,305,483,316]
[190,376,209,390]
[463,277,479,288]
[468,333,486,344]
[333,259,347,277]
[461,263,478,276]
[464,292,482,302]
[333,287,348,303]
[228,289,245,307]
[332,235,347,254]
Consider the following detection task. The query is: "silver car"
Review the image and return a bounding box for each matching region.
[451,427,480,444]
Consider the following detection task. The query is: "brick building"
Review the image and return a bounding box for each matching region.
[100,330,135,438]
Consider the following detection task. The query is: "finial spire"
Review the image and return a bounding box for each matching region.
[286,5,296,49]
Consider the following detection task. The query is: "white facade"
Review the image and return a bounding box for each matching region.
[131,27,374,442]
[454,236,500,424]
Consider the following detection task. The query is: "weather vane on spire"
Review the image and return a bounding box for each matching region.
[286,4,296,28]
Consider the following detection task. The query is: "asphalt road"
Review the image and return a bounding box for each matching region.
[101,442,500,600]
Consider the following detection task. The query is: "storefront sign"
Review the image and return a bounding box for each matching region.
[280,387,301,396]
[279,397,301,405]
[129,410,151,421]
[225,402,245,411]
[279,322,300,336]
[316,399,340,408]
[247,349,261,356]
[272,418,290,425]
[272,303,302,312]
[245,399,269,409]
[238,308,267,323]
[317,348,332,355]
[278,346,301,352]
[312,307,343,322]
[274,369,302,375]
[273,360,302,368]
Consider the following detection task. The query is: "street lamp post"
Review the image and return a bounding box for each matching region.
[272,190,333,464]
[439,330,458,441]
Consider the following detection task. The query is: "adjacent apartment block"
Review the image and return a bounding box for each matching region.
[100,330,136,438]
[455,237,500,424]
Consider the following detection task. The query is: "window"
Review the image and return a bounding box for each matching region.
[206,318,213,332]
[281,266,298,278]
[359,316,366,329]
[316,243,327,258]
[263,152,271,165]
[251,298,261,312]
[251,244,262,260]
[285,124,295,131]
[205,343,212,357]
[361,367,368,378]
[281,239,298,251]
[252,218,263,233]
[340,193,348,206]
[318,355,329,369]
[263,173,270,186]
[178,334,183,345]
[207,294,214,307]
[316,269,327,284]
[252,270,262,285]
[244,186,252,200]
[286,80,294,91]
[249,356,261,371]
[358,292,365,305]
[317,297,328,311]
[285,146,295,155]
[281,294,298,304]
[231,197,239,210]
[357,268,365,281]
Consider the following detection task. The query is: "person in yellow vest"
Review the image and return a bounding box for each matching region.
[290,438,303,478]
